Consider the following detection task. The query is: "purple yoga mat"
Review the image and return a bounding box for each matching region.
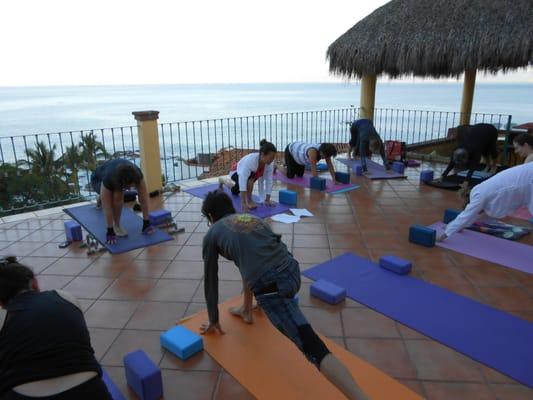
[430,222,533,275]
[273,172,359,193]
[184,183,291,218]
[303,253,533,388]
[337,158,406,179]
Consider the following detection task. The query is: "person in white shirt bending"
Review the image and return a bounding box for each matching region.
[281,142,340,183]
[438,162,533,241]
[219,139,277,213]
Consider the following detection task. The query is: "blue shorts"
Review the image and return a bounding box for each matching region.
[251,257,321,367]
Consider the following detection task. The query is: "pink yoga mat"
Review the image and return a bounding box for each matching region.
[430,222,533,275]
[511,207,533,221]
[273,172,359,193]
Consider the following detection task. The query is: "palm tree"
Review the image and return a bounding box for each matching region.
[25,140,59,175]
[80,131,109,171]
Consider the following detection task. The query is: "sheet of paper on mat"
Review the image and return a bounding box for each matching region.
[271,214,301,224]
[290,208,314,218]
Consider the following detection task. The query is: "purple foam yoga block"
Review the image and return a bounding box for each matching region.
[379,255,412,275]
[392,161,405,174]
[148,209,171,226]
[355,165,363,176]
[64,220,83,242]
[420,170,434,183]
[310,279,346,304]
[124,350,163,400]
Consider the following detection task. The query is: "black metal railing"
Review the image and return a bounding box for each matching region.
[0,107,512,217]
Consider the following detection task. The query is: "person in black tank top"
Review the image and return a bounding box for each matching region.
[90,158,155,244]
[0,257,112,399]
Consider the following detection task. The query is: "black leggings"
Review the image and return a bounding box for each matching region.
[284,146,305,179]
[4,377,112,400]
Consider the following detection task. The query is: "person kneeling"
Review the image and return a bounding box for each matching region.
[200,191,369,400]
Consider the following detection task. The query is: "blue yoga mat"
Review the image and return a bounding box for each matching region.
[64,204,173,254]
[303,253,533,387]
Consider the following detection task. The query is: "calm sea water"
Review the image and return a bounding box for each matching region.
[0,83,531,137]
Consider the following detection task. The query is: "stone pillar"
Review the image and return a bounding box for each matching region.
[359,74,377,120]
[133,111,163,195]
[459,69,477,125]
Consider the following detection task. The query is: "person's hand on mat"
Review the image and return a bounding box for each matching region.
[437,232,447,242]
[142,219,155,235]
[248,201,258,210]
[264,199,276,207]
[106,228,117,244]
[229,305,253,324]
[200,321,225,335]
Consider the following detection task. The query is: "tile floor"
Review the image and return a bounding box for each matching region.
[1,161,532,400]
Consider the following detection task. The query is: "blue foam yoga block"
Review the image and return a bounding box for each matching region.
[420,170,434,183]
[409,224,436,247]
[355,165,363,176]
[160,326,203,360]
[279,189,297,206]
[64,220,83,242]
[335,171,350,184]
[310,279,346,304]
[443,208,461,224]
[379,255,412,275]
[306,163,328,172]
[392,161,405,174]
[102,369,126,400]
[310,176,326,191]
[149,209,171,226]
[123,350,163,400]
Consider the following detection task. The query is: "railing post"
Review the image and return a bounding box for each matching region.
[132,110,163,195]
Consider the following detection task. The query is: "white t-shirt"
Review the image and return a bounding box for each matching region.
[233,152,273,197]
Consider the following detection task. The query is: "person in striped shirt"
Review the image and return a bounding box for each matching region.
[283,142,340,183]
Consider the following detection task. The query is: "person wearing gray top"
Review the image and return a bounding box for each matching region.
[200,190,369,400]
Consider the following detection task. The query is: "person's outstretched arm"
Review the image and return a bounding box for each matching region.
[442,191,484,240]
[201,233,223,334]
[308,149,319,178]
[378,141,390,170]
[326,157,337,182]
[441,157,455,178]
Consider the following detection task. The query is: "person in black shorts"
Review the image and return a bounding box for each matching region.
[440,123,499,187]
[0,256,112,400]
[90,158,154,244]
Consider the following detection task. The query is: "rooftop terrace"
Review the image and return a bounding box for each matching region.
[1,159,532,400]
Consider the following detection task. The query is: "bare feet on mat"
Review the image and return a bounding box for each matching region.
[200,321,225,335]
[229,305,253,324]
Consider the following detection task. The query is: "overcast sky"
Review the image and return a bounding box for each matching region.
[1,0,531,86]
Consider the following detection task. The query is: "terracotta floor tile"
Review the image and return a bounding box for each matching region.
[62,276,114,299]
[326,223,359,234]
[478,287,533,311]
[136,244,182,261]
[405,339,484,381]
[345,338,417,379]
[19,230,62,243]
[294,223,326,235]
[291,247,331,264]
[120,259,171,279]
[293,234,329,248]
[215,372,254,400]
[185,232,207,246]
[397,379,427,398]
[397,323,429,340]
[160,349,221,371]
[363,233,404,249]
[20,256,57,273]
[36,275,74,291]
[162,261,205,279]
[421,266,469,286]
[192,280,243,303]
[327,234,363,249]
[461,264,520,287]
[88,327,121,361]
[174,245,204,261]
[2,241,45,256]
[29,242,71,257]
[423,382,496,400]
[126,301,187,330]
[489,384,533,400]
[342,308,400,338]
[80,257,129,277]
[85,300,139,329]
[184,302,209,318]
[300,306,343,336]
[160,370,218,400]
[101,330,164,367]
[0,229,31,242]
[101,278,157,300]
[218,262,242,281]
[41,257,94,275]
[149,279,201,302]
[481,365,517,384]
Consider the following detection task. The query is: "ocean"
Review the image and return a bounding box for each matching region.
[0,83,531,137]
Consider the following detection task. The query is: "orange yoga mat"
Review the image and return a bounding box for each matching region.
[180,297,423,400]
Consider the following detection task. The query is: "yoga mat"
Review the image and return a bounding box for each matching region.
[511,207,533,221]
[406,159,421,167]
[303,253,533,388]
[274,172,360,194]
[180,296,423,400]
[337,158,406,180]
[184,183,291,218]
[64,204,173,254]
[457,170,493,179]
[430,222,533,274]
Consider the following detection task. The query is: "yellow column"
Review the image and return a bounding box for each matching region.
[459,69,477,125]
[133,111,163,195]
[359,74,377,120]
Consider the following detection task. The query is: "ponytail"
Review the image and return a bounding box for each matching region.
[259,139,277,155]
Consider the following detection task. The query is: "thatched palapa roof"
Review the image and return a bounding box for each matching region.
[328,0,533,78]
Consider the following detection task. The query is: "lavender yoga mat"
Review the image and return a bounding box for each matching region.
[337,158,406,179]
[430,222,533,274]
[184,183,291,218]
[303,253,533,388]
[273,172,360,194]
